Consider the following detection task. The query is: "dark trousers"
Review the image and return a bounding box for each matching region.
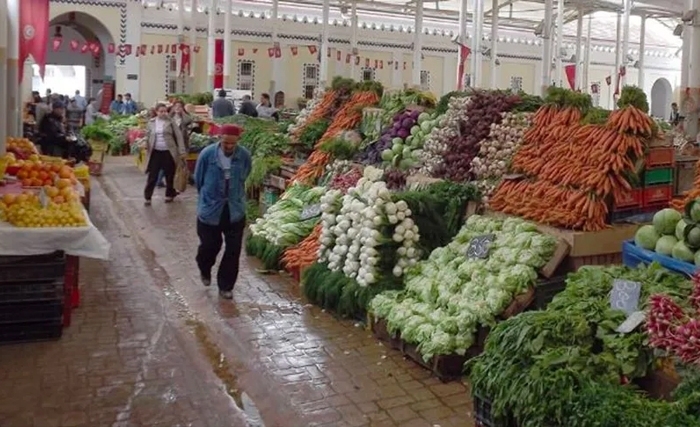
[144,150,177,200]
[196,206,245,292]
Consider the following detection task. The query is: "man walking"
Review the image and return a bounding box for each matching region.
[193,124,251,299]
[74,90,87,111]
[211,89,235,118]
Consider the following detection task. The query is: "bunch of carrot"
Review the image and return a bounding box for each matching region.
[489,180,609,231]
[291,91,380,184]
[491,105,653,231]
[281,224,322,271]
[292,91,339,137]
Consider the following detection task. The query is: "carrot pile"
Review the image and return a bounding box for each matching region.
[490,105,653,231]
[291,91,380,184]
[281,224,322,271]
[292,91,339,137]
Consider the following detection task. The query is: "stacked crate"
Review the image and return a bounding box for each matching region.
[642,147,675,209]
[0,252,66,344]
[610,147,675,222]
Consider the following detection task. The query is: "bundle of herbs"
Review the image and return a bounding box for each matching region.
[468,263,698,427]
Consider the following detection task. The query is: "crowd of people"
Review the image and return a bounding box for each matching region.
[211,90,279,121]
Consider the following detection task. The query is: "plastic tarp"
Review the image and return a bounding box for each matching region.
[0,210,110,260]
[622,240,696,277]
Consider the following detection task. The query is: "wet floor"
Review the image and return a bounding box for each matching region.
[0,157,473,427]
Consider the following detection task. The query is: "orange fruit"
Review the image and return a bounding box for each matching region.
[2,194,16,205]
[56,179,71,189]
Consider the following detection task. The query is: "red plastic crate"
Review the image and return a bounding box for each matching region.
[614,188,643,209]
[645,147,675,168]
[643,185,673,208]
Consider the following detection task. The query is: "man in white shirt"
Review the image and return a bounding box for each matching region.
[85,98,99,125]
[74,90,87,111]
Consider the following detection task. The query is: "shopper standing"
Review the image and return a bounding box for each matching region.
[143,103,186,205]
[211,89,235,118]
[193,124,251,299]
[123,93,139,115]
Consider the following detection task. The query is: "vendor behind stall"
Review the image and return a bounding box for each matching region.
[256,93,279,121]
[237,95,258,117]
[38,101,69,157]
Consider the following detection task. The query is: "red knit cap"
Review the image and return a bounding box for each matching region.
[220,124,243,136]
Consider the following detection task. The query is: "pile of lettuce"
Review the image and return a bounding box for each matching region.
[369,215,556,360]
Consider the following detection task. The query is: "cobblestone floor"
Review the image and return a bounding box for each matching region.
[0,157,473,427]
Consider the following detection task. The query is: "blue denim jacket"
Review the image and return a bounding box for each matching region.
[194,143,252,225]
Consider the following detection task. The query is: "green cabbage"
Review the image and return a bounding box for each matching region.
[676,219,690,241]
[685,226,700,249]
[634,225,660,250]
[672,241,695,263]
[655,235,678,256]
[652,209,682,235]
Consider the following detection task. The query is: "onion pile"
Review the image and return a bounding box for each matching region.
[419,96,471,176]
[439,91,521,182]
[287,87,326,134]
[472,112,533,200]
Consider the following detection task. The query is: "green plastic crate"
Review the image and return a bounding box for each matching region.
[643,167,673,186]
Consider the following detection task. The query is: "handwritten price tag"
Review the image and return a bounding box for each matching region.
[300,204,322,221]
[616,311,646,334]
[466,234,496,259]
[610,279,642,316]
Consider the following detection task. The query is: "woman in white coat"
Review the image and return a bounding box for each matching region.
[143,103,186,205]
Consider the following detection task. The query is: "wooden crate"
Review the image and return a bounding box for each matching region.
[565,252,623,271]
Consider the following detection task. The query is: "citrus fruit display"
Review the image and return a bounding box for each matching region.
[13,162,76,188]
[0,191,87,228]
[6,137,38,159]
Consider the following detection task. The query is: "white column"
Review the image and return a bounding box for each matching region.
[349,1,358,79]
[555,0,564,86]
[685,0,700,138]
[223,0,232,88]
[621,0,631,86]
[574,9,583,90]
[177,0,186,92]
[207,0,217,89]
[391,51,402,89]
[583,14,591,91]
[123,2,143,100]
[682,24,691,90]
[189,0,198,90]
[613,12,621,109]
[490,0,498,89]
[638,14,646,90]
[319,0,330,85]
[541,0,553,90]
[412,0,424,86]
[0,0,7,153]
[270,0,280,94]
[471,0,484,87]
[7,0,20,137]
[457,0,468,88]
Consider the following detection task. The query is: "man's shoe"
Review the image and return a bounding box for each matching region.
[144,199,152,206]
[201,274,211,287]
[219,290,233,300]
[165,197,174,203]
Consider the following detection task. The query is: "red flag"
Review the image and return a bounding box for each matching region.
[214,39,224,88]
[135,47,140,57]
[19,0,50,81]
[51,37,62,52]
[193,45,200,53]
[591,83,600,94]
[354,56,360,65]
[403,62,407,70]
[291,46,298,56]
[140,44,147,55]
[107,43,115,54]
[374,59,378,68]
[345,53,351,64]
[157,44,163,54]
[457,44,471,90]
[267,47,275,58]
[124,44,132,56]
[308,45,317,54]
[564,64,576,90]
[619,66,626,77]
[180,44,191,76]
[252,48,258,53]
[379,60,384,70]
[171,43,177,53]
[69,39,79,51]
[274,46,281,58]
[365,58,370,67]
[238,48,244,56]
[150,45,155,55]
[605,75,612,86]
[80,43,89,54]
[91,42,101,56]
[165,44,170,53]
[336,51,341,61]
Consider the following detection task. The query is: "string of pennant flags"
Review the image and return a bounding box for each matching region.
[51,38,412,70]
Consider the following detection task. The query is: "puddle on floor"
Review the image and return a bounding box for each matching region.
[187,319,266,427]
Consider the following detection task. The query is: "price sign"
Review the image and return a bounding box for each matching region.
[39,188,49,208]
[610,279,642,316]
[616,311,646,334]
[300,203,322,221]
[466,234,496,259]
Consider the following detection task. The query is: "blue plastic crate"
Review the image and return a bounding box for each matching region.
[622,240,697,277]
